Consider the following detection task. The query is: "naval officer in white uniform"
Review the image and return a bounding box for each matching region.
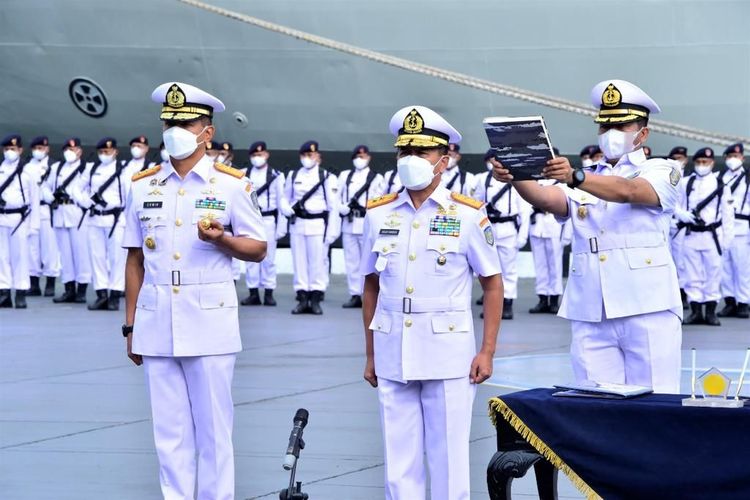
[492,79,683,393]
[123,81,266,500]
[362,105,502,500]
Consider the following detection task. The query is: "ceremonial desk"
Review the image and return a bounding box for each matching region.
[486,388,750,500]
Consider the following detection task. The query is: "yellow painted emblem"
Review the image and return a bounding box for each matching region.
[144,236,156,250]
[403,109,424,134]
[601,83,621,108]
[577,206,588,219]
[166,84,186,108]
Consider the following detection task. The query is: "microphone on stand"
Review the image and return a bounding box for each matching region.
[283,408,309,471]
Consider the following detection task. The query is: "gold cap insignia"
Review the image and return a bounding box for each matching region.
[106,140,112,148]
[734,145,740,153]
[166,84,186,108]
[602,83,622,108]
[68,139,75,147]
[256,145,262,152]
[403,109,424,134]
[310,143,316,152]
[140,136,145,142]
[206,142,213,150]
[11,138,17,146]
[223,143,230,150]
[706,150,712,157]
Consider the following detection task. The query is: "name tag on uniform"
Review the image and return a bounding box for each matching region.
[143,201,163,209]
[195,197,226,210]
[429,215,461,237]
[379,228,399,236]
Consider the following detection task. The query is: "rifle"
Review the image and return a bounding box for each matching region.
[10,206,31,236]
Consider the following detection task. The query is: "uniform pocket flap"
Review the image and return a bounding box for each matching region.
[426,236,460,254]
[626,247,670,269]
[138,211,168,227]
[372,236,400,255]
[431,312,471,334]
[199,283,239,309]
[368,310,392,333]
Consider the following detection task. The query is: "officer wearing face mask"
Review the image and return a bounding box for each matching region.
[361,105,502,500]
[24,136,61,297]
[281,141,340,315]
[122,136,152,180]
[474,148,529,319]
[204,140,221,162]
[0,135,40,308]
[440,143,476,198]
[491,79,684,393]
[382,164,403,195]
[675,148,735,325]
[158,141,171,166]
[44,137,93,304]
[76,137,129,311]
[717,143,749,318]
[337,145,385,308]
[240,141,290,307]
[122,82,267,500]
[579,145,597,169]
[215,142,233,167]
[668,146,689,308]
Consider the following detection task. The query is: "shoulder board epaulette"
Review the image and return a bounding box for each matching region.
[214,162,245,179]
[450,191,483,210]
[131,165,161,182]
[367,193,399,209]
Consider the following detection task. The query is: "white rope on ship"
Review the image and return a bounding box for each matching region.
[179,0,748,147]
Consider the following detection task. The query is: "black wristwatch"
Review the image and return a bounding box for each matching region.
[568,168,586,188]
[122,324,134,337]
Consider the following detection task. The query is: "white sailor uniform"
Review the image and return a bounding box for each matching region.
[719,167,750,309]
[24,155,61,284]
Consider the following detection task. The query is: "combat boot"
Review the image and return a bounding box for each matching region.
[704,301,721,326]
[0,289,12,308]
[107,290,121,311]
[241,288,262,306]
[528,295,549,314]
[717,297,737,317]
[501,298,514,320]
[88,289,109,311]
[342,295,362,308]
[28,276,42,296]
[309,291,323,315]
[291,291,310,315]
[43,277,56,297]
[263,289,277,306]
[14,290,27,309]
[74,283,88,304]
[683,302,704,325]
[737,302,749,319]
[475,294,484,306]
[53,281,76,303]
[548,295,560,314]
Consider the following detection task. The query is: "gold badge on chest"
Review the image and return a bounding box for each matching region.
[577,206,588,220]
[144,236,156,250]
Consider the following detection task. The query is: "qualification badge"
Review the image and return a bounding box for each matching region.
[577,206,588,220]
[144,236,156,250]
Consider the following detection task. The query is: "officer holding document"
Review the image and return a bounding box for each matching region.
[491,79,683,393]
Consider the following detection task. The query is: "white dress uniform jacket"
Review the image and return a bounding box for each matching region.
[440,166,475,198]
[24,156,61,279]
[719,167,750,303]
[383,168,402,194]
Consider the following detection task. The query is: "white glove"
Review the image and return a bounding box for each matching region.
[339,205,351,216]
[561,236,572,247]
[280,205,294,218]
[516,238,527,250]
[275,226,287,240]
[324,235,338,246]
[674,208,696,224]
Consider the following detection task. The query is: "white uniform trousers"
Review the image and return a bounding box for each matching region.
[0,225,30,289]
[55,226,91,283]
[245,217,278,289]
[495,235,518,299]
[721,234,750,302]
[144,354,236,500]
[570,309,682,394]
[669,228,686,288]
[290,233,326,292]
[29,220,60,277]
[231,258,243,282]
[342,232,364,295]
[529,235,563,296]
[682,245,722,303]
[88,225,126,291]
[378,377,476,500]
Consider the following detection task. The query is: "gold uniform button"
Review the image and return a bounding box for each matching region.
[178,188,186,196]
[408,253,416,261]
[599,254,607,262]
[439,244,446,252]
[382,246,389,253]
[173,252,181,260]
[175,219,183,227]
[406,285,414,294]
[172,287,179,294]
[646,258,652,265]
[448,324,455,332]
[412,221,420,229]
[404,319,413,327]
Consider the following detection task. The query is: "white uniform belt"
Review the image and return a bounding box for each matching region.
[379,296,468,313]
[573,231,666,254]
[145,269,233,286]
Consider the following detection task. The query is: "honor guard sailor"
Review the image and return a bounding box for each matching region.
[675,147,735,325]
[44,137,93,304]
[668,146,690,308]
[439,143,476,197]
[717,143,749,318]
[123,136,154,179]
[338,145,385,308]
[281,140,340,315]
[0,135,40,308]
[382,164,403,194]
[123,82,267,500]
[361,105,503,500]
[491,79,684,393]
[24,135,61,297]
[240,141,290,306]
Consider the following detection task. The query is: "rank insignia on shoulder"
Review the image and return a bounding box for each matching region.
[484,226,494,246]
[450,192,483,210]
[670,167,681,186]
[367,193,398,209]
[132,165,162,182]
[214,162,245,179]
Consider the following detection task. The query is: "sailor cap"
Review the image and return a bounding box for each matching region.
[389,105,461,148]
[590,79,660,125]
[151,82,225,122]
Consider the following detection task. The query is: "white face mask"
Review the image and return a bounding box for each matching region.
[98,153,115,164]
[397,155,443,191]
[353,158,368,170]
[216,154,227,164]
[32,150,47,161]
[447,157,458,169]
[162,126,207,160]
[63,150,78,163]
[726,157,744,171]
[3,150,19,163]
[598,128,642,160]
[485,161,493,171]
[250,156,266,168]
[581,158,595,168]
[130,146,145,159]
[300,156,317,169]
[160,149,170,163]
[694,164,713,177]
